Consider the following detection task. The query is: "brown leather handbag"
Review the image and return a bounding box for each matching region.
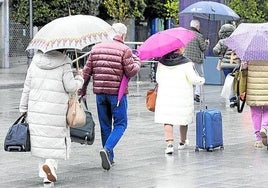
[146,84,158,112]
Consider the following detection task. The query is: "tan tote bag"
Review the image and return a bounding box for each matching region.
[67,93,86,127]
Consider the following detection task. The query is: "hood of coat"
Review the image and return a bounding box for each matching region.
[33,50,71,70]
[160,53,191,66]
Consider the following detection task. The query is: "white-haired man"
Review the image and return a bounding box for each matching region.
[184,19,209,102]
[79,23,141,170]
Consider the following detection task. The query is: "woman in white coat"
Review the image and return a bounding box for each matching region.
[154,47,205,154]
[19,50,84,183]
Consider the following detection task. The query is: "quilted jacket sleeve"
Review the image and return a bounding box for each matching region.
[122,49,141,78]
[78,56,92,96]
[62,63,84,93]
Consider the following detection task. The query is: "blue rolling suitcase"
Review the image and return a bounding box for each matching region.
[195,108,224,152]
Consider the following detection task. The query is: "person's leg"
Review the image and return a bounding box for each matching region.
[164,124,173,144]
[261,106,268,130]
[96,94,113,148]
[164,124,174,154]
[178,125,189,150]
[250,106,263,147]
[193,63,203,102]
[97,94,114,170]
[102,95,128,163]
[179,125,188,143]
[260,106,268,146]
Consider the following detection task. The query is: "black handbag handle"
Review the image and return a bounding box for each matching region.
[13,112,27,125]
[236,80,246,113]
[78,97,88,110]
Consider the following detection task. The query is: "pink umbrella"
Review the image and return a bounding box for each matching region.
[137,27,196,61]
[117,52,141,107]
[117,74,129,107]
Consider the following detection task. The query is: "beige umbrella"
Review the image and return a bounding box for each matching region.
[26,15,115,53]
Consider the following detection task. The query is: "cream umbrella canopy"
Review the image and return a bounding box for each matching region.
[26,15,115,53]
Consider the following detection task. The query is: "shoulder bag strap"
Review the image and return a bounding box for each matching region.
[236,65,246,113]
[237,88,246,113]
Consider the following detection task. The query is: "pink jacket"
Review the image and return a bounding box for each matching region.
[80,38,141,95]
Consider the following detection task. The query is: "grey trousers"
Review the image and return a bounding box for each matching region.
[193,62,204,96]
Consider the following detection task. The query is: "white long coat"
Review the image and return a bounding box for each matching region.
[154,62,204,125]
[19,51,83,159]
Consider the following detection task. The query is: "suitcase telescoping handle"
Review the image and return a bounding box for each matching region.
[199,85,207,111]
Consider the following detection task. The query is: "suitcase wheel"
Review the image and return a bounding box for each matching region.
[195,147,199,152]
[220,146,224,150]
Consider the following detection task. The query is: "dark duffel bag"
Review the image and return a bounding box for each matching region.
[70,99,95,145]
[4,113,31,152]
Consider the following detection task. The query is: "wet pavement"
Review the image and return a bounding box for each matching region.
[0,61,268,188]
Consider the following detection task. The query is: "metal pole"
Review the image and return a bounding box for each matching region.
[27,0,34,65]
[29,0,33,39]
[3,0,9,68]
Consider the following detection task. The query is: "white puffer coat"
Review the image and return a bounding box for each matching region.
[19,51,84,159]
[155,62,205,125]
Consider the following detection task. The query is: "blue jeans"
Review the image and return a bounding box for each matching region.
[96,94,128,162]
[223,68,236,103]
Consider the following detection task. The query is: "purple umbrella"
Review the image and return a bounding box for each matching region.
[224,22,268,61]
[117,74,129,107]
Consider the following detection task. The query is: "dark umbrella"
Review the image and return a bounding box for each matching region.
[180,1,240,37]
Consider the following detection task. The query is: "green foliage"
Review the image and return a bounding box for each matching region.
[143,0,179,22]
[227,0,268,23]
[10,0,101,26]
[102,0,146,22]
[143,0,166,20]
[163,0,179,22]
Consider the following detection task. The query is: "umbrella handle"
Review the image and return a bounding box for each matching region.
[71,51,90,63]
[74,50,79,71]
[206,17,210,39]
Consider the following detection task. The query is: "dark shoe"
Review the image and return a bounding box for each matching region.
[229,101,236,108]
[194,95,200,102]
[100,149,111,170]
